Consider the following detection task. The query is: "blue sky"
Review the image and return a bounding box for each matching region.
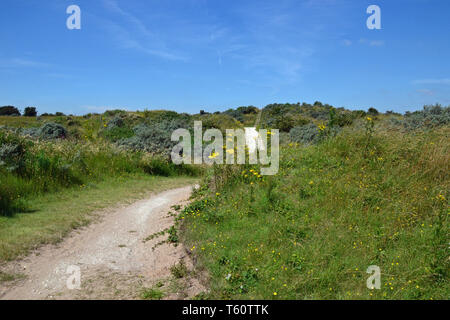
[0,0,449,115]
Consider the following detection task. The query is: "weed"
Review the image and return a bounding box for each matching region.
[170,261,188,279]
[140,287,165,300]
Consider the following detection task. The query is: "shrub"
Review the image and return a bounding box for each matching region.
[170,261,188,279]
[0,106,20,116]
[117,119,188,156]
[39,122,68,140]
[289,123,322,145]
[103,109,126,117]
[23,107,37,117]
[335,112,355,127]
[368,107,379,115]
[106,116,125,129]
[224,106,259,123]
[0,132,28,174]
[394,104,449,130]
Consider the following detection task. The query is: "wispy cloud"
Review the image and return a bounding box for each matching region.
[100,0,186,61]
[359,38,385,47]
[342,39,352,46]
[0,58,50,68]
[413,78,450,85]
[416,89,434,96]
[369,40,385,47]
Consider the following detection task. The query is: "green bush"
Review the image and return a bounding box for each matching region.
[39,122,67,140]
[0,131,29,175]
[0,106,20,116]
[23,107,37,117]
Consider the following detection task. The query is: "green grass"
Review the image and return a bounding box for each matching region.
[181,127,449,300]
[0,271,26,283]
[0,130,200,216]
[0,174,197,261]
[140,287,165,300]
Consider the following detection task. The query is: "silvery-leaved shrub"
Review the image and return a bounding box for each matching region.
[20,127,40,138]
[0,132,28,174]
[117,119,188,157]
[396,104,449,130]
[39,122,67,139]
[289,123,322,145]
[106,115,125,129]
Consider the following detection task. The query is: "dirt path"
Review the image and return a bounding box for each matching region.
[0,185,204,300]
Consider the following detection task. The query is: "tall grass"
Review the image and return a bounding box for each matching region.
[181,126,449,299]
[0,131,199,216]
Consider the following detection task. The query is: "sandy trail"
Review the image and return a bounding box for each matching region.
[0,185,203,300]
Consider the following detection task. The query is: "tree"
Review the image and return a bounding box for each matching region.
[24,107,37,117]
[0,106,21,116]
[368,107,379,115]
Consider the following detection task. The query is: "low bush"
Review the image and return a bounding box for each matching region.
[289,123,321,145]
[117,119,188,156]
[39,122,68,140]
[394,104,450,130]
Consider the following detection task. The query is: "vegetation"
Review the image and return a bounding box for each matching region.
[170,261,188,279]
[0,106,21,116]
[0,110,202,261]
[23,107,37,117]
[179,105,449,300]
[140,287,165,300]
[0,102,448,300]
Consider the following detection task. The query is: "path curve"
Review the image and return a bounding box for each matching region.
[0,185,202,300]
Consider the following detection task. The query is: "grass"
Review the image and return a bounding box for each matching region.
[0,174,197,262]
[181,126,449,300]
[140,287,165,300]
[0,271,25,283]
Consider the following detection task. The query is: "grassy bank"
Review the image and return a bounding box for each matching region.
[0,131,200,216]
[181,126,449,300]
[0,174,197,262]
